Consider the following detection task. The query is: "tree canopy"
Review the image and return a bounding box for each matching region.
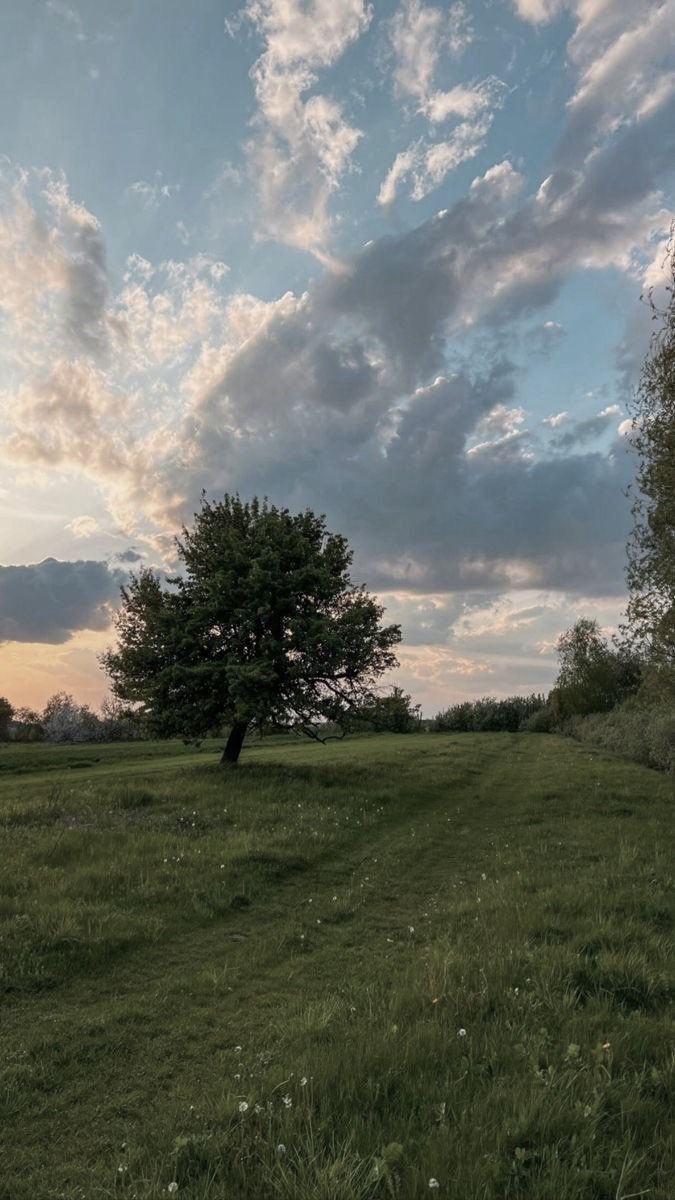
[102,495,401,763]
[624,231,675,695]
[550,618,641,719]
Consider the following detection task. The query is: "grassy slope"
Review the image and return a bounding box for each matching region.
[0,734,672,1200]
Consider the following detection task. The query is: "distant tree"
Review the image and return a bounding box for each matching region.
[42,692,102,743]
[550,619,641,719]
[11,706,45,742]
[432,694,546,733]
[624,229,675,696]
[0,696,13,741]
[102,495,401,765]
[99,696,143,741]
[354,686,422,733]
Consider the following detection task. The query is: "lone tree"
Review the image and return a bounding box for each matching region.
[624,230,675,692]
[102,495,401,764]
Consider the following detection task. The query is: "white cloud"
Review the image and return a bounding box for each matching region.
[241,0,372,252]
[512,0,566,23]
[566,2,675,143]
[65,515,101,538]
[0,165,109,364]
[389,0,472,108]
[378,115,494,204]
[382,1,506,203]
[127,172,180,210]
[514,2,675,165]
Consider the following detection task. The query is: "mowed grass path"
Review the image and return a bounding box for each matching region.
[0,734,672,1200]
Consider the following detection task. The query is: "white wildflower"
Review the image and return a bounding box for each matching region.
[300,1076,308,1087]
[428,1179,440,1189]
[238,1101,249,1113]
[457,1027,467,1037]
[276,1143,286,1155]
[282,1094,292,1108]
[168,1185,179,1196]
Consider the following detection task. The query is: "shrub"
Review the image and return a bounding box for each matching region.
[565,704,674,772]
[519,705,557,733]
[432,694,547,733]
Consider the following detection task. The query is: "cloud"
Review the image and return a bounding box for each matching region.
[381,1,506,203]
[65,515,101,538]
[0,558,123,644]
[512,0,566,23]
[561,1,675,164]
[0,166,109,364]
[378,115,495,204]
[46,1,86,41]
[512,1,675,168]
[389,0,473,109]
[527,319,567,357]
[126,172,181,210]
[240,0,372,252]
[2,5,673,603]
[542,410,569,427]
[551,403,623,449]
[112,252,230,371]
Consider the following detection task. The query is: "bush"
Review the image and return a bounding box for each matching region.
[519,705,557,733]
[432,694,547,733]
[350,687,422,733]
[565,704,674,772]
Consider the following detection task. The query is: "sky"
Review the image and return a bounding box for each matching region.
[0,0,674,715]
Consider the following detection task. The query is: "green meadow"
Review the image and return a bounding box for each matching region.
[0,734,672,1200]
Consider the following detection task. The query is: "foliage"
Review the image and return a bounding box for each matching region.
[624,229,675,686]
[432,693,546,732]
[99,695,144,741]
[8,706,45,742]
[0,735,672,1198]
[562,703,674,773]
[518,703,558,733]
[550,619,642,719]
[102,495,401,763]
[0,695,13,740]
[42,692,102,743]
[351,686,422,733]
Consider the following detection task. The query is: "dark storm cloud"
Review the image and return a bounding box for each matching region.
[0,558,124,643]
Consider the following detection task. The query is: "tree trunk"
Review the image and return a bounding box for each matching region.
[220,721,249,766]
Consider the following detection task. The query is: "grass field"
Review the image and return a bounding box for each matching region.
[0,733,672,1200]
